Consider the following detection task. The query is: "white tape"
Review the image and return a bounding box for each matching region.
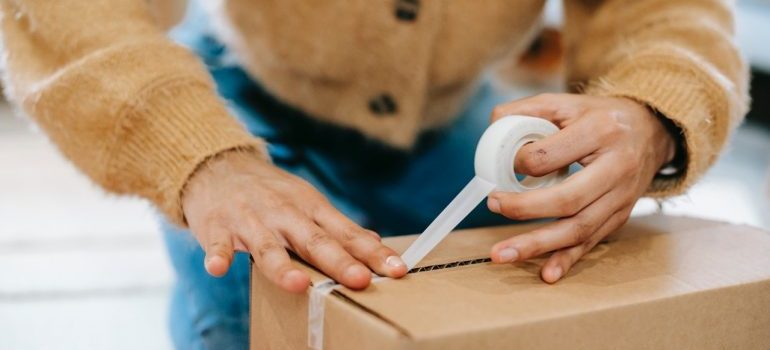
[307,274,388,349]
[400,176,496,269]
[308,279,337,350]
[401,116,569,269]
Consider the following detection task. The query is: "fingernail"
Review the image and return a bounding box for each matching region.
[488,198,501,213]
[498,247,519,262]
[385,256,405,268]
[550,266,563,281]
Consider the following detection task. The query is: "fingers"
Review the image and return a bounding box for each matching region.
[201,228,235,277]
[279,210,373,290]
[490,189,618,264]
[489,154,622,220]
[541,207,632,283]
[184,156,405,294]
[239,221,310,293]
[490,93,588,125]
[513,116,603,177]
[314,206,407,278]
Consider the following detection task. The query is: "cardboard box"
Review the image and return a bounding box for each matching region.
[250,215,770,349]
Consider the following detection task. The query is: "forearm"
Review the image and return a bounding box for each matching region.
[0,0,267,225]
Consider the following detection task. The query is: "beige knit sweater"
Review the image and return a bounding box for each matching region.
[0,0,749,225]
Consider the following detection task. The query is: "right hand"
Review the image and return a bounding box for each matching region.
[181,151,408,293]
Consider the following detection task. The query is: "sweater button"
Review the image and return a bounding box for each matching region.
[395,0,419,22]
[369,94,398,116]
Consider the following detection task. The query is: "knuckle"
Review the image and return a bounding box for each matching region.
[255,240,284,260]
[600,121,620,139]
[338,226,358,243]
[347,225,373,242]
[363,229,382,242]
[305,230,335,253]
[525,238,545,257]
[337,226,369,248]
[499,198,524,219]
[618,213,631,227]
[197,212,229,236]
[201,209,228,227]
[519,151,548,176]
[234,200,255,216]
[242,214,265,234]
[614,205,634,223]
[513,232,546,258]
[556,192,581,216]
[307,191,332,208]
[272,200,295,214]
[554,104,583,121]
[569,221,594,244]
[208,240,230,252]
[565,202,582,218]
[601,112,632,139]
[581,236,599,250]
[375,245,397,259]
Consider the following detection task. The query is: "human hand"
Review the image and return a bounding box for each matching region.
[181,151,408,293]
[487,93,677,283]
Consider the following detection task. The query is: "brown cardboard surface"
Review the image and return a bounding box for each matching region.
[250,215,770,349]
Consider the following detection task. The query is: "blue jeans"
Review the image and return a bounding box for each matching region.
[163,5,526,349]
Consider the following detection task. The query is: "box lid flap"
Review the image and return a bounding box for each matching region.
[331,215,770,339]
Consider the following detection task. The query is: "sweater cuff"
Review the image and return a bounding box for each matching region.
[113,81,268,226]
[583,52,733,198]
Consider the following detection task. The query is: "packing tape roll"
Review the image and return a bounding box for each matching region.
[400,115,569,269]
[474,115,569,191]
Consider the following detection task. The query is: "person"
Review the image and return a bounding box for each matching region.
[0,0,748,348]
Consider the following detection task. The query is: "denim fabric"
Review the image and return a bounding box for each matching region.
[162,3,524,349]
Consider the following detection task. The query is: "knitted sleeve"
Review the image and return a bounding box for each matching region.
[562,0,750,197]
[0,0,267,225]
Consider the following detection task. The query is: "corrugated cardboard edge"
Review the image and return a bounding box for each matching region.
[249,258,413,350]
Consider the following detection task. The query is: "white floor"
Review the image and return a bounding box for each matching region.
[0,97,769,350]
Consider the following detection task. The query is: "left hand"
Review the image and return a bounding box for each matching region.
[486,93,677,283]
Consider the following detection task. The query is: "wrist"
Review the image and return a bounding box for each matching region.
[648,107,685,175]
[182,148,271,218]
[621,97,681,172]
